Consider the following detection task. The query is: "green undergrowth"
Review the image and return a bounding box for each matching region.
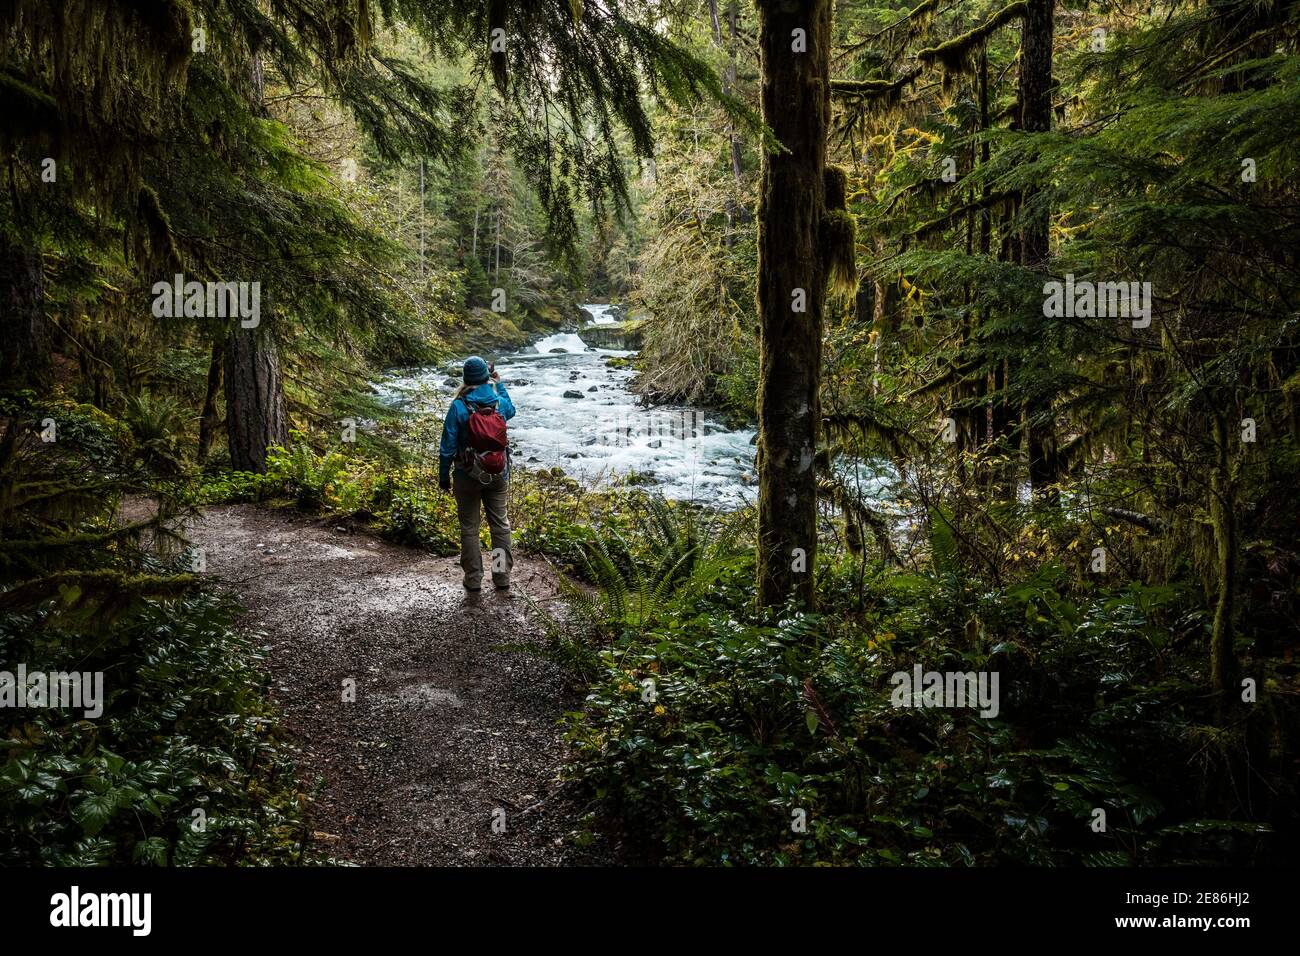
[1,594,311,865]
[543,503,1296,866]
[195,437,660,564]
[194,437,1298,867]
[0,393,317,866]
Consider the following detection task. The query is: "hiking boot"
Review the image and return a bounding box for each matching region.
[463,576,482,592]
[492,575,511,591]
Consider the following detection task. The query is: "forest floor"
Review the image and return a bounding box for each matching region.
[184,503,614,866]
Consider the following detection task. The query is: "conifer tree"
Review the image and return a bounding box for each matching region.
[754,0,855,609]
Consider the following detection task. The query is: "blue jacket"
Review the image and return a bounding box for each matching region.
[439,381,515,484]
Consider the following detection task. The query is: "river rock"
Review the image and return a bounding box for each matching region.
[587,386,598,392]
[563,389,583,399]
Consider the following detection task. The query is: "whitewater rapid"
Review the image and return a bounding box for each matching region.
[374,305,759,507]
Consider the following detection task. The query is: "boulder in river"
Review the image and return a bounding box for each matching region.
[563,389,583,399]
[548,347,568,354]
[587,386,598,392]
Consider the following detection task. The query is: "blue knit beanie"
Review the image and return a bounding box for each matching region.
[462,356,490,385]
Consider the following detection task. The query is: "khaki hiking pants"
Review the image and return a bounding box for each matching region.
[452,470,513,589]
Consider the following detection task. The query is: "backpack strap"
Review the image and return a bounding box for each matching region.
[461,391,499,413]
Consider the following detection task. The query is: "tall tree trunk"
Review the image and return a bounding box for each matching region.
[221,51,290,475]
[755,0,831,609]
[1018,0,1056,495]
[1208,413,1239,707]
[985,37,1016,473]
[978,47,992,445]
[419,157,426,277]
[197,339,224,462]
[0,233,52,389]
[991,358,1014,448]
[1016,0,1053,263]
[728,0,748,197]
[872,271,903,395]
[224,326,287,474]
[727,1,745,209]
[709,0,748,244]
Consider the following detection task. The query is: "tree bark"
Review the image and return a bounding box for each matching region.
[727,1,746,205]
[419,157,426,277]
[755,0,831,610]
[1018,0,1056,495]
[977,47,992,445]
[0,233,52,389]
[1016,0,1053,264]
[220,51,290,475]
[224,326,287,473]
[1208,413,1238,706]
[197,339,225,462]
[710,0,748,244]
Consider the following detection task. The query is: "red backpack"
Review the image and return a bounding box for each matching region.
[459,397,509,478]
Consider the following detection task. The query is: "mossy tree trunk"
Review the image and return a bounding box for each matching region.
[755,0,832,609]
[222,52,288,475]
[0,234,52,390]
[224,325,287,474]
[977,47,992,446]
[1208,413,1239,703]
[1018,0,1057,496]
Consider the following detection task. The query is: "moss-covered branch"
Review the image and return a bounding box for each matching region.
[917,2,1028,77]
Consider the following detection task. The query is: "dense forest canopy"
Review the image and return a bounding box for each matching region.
[1,0,1296,871]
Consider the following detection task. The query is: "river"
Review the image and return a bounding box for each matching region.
[375,304,759,507]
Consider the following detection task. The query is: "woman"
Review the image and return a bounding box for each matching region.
[438,356,515,591]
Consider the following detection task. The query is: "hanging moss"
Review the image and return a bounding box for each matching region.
[904,0,946,33]
[822,209,858,301]
[917,2,1029,79]
[831,69,922,119]
[817,474,898,564]
[133,185,181,276]
[824,164,849,211]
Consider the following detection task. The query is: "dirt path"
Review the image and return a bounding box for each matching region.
[186,503,608,866]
